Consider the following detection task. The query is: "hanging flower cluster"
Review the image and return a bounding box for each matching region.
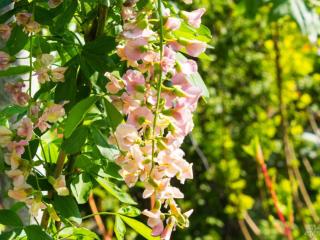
[106,0,207,238]
[2,81,68,217]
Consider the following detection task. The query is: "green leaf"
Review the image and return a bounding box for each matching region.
[25,225,52,240]
[0,66,31,77]
[104,98,123,130]
[62,126,89,154]
[34,6,54,25]
[96,177,137,205]
[52,0,78,33]
[114,215,126,240]
[6,26,28,55]
[53,195,82,225]
[176,53,209,98]
[0,105,27,119]
[59,227,99,239]
[0,209,23,227]
[120,216,160,240]
[83,35,116,56]
[173,22,212,43]
[71,173,93,204]
[118,206,141,217]
[64,95,100,138]
[0,229,23,240]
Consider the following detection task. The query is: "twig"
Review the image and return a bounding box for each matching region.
[238,219,252,240]
[88,193,111,240]
[189,134,209,170]
[244,211,261,236]
[302,157,315,177]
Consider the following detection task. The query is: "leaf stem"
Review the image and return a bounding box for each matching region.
[150,0,164,171]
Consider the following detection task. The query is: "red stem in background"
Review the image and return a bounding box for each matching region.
[256,144,293,240]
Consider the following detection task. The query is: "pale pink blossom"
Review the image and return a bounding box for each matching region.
[4,82,30,105]
[17,118,33,141]
[39,54,54,66]
[127,106,153,127]
[161,46,176,73]
[123,23,154,39]
[44,103,66,123]
[51,67,67,82]
[120,93,141,114]
[105,72,125,94]
[160,217,175,240]
[113,123,139,151]
[7,140,28,156]
[4,153,22,170]
[185,40,207,57]
[180,59,198,75]
[16,12,32,25]
[181,8,206,28]
[37,68,50,84]
[167,41,182,52]
[25,20,41,33]
[36,115,51,133]
[142,209,164,236]
[0,24,11,41]
[8,184,32,201]
[124,38,148,61]
[0,51,10,70]
[0,126,12,147]
[123,69,145,94]
[164,17,181,31]
[5,169,25,187]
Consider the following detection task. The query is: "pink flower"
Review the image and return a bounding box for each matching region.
[123,69,145,94]
[37,68,50,84]
[8,184,32,201]
[160,217,175,240]
[7,140,28,156]
[5,169,25,187]
[185,40,207,57]
[105,72,125,94]
[127,106,153,127]
[180,59,198,75]
[113,123,139,151]
[48,0,63,8]
[4,152,22,170]
[25,20,41,33]
[119,169,139,187]
[167,41,182,52]
[17,117,33,141]
[164,17,181,31]
[181,8,206,28]
[51,67,67,82]
[120,93,141,114]
[161,46,176,73]
[36,115,50,133]
[0,126,12,147]
[0,24,11,41]
[142,209,164,236]
[0,51,10,70]
[16,12,32,25]
[44,103,66,123]
[123,23,154,39]
[4,82,30,105]
[124,38,148,61]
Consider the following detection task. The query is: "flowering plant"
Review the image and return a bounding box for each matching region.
[0,0,210,239]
